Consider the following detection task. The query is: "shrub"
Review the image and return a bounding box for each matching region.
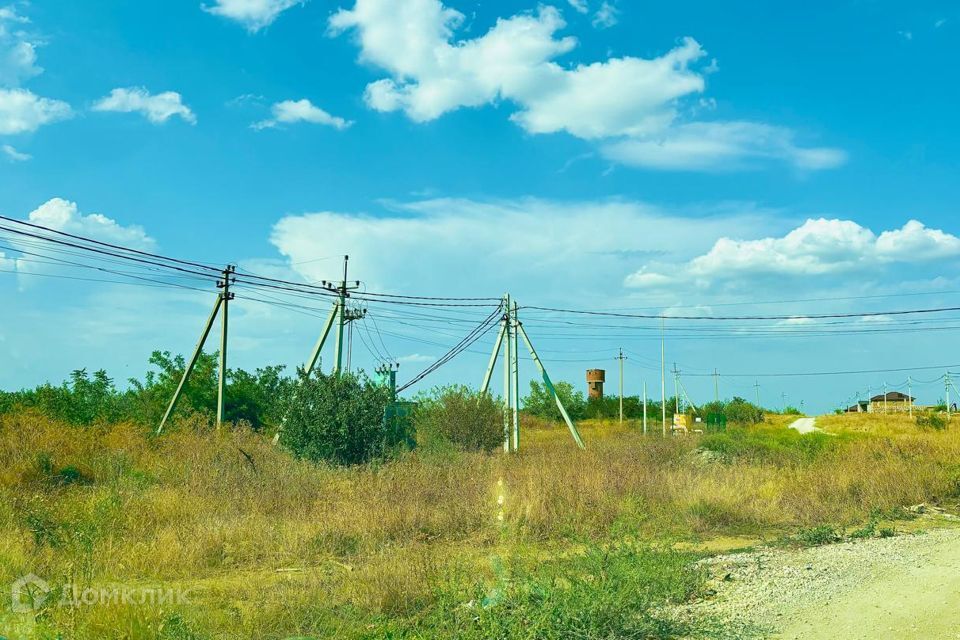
[413,385,503,452]
[279,370,393,465]
[917,412,948,430]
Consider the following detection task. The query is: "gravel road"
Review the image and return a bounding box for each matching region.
[787,417,819,434]
[673,520,960,639]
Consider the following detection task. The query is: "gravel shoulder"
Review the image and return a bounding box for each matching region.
[673,517,960,639]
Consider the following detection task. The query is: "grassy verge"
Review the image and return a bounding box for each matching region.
[2,412,959,638]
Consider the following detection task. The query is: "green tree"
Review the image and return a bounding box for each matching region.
[279,370,392,465]
[522,380,586,420]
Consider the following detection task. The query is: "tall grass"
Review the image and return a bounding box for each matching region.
[1,411,959,638]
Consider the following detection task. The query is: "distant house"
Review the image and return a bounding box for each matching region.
[867,391,915,413]
[845,400,870,413]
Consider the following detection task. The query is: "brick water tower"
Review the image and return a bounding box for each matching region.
[586,369,606,399]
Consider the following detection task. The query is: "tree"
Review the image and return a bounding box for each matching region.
[522,380,586,420]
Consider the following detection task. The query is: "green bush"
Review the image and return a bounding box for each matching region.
[917,411,948,430]
[279,370,393,466]
[413,385,503,452]
[700,425,839,465]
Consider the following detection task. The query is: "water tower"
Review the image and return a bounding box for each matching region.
[586,369,606,399]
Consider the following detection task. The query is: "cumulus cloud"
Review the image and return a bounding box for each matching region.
[252,99,352,130]
[269,197,768,301]
[602,121,847,171]
[592,1,619,29]
[330,0,844,172]
[93,87,196,124]
[0,5,40,86]
[6,198,155,288]
[2,142,29,161]
[626,218,960,291]
[203,0,303,32]
[330,2,703,137]
[0,88,71,134]
[567,0,588,14]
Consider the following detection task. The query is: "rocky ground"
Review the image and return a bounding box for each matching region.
[671,508,960,639]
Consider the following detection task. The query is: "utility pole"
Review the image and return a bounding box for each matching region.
[781,392,788,413]
[883,381,888,415]
[617,348,626,425]
[511,300,520,451]
[713,368,720,404]
[643,381,648,435]
[158,264,235,435]
[325,255,361,376]
[216,265,235,428]
[672,363,681,414]
[503,294,512,452]
[754,381,761,408]
[908,376,913,417]
[946,372,952,419]
[660,315,666,437]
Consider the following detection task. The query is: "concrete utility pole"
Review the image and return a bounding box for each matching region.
[660,315,667,437]
[326,255,361,376]
[908,376,913,417]
[157,264,235,435]
[754,381,761,408]
[781,392,788,413]
[672,363,681,414]
[503,294,512,453]
[216,265,235,428]
[714,368,720,404]
[643,381,648,435]
[947,372,952,419]
[617,348,626,425]
[511,300,519,451]
[883,381,888,414]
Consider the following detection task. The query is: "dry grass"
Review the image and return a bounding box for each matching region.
[1,410,960,638]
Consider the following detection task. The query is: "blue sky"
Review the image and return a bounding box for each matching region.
[1,0,959,413]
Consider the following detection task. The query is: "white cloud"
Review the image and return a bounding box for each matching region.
[2,143,29,161]
[252,99,352,130]
[93,87,196,124]
[203,0,303,32]
[602,121,847,171]
[567,0,588,14]
[5,198,156,289]
[0,88,71,134]
[0,5,40,86]
[330,2,704,138]
[269,197,769,302]
[626,218,960,291]
[24,198,155,248]
[898,30,913,40]
[330,0,844,173]
[592,1,619,29]
[398,353,434,364]
[935,19,946,28]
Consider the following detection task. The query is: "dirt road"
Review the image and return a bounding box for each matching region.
[787,417,819,434]
[676,522,960,639]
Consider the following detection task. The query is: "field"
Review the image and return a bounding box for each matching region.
[2,411,960,639]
